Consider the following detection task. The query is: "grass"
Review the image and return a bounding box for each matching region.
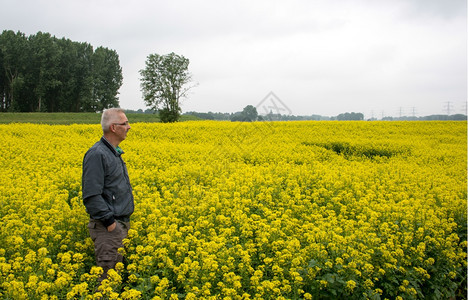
[0,112,201,124]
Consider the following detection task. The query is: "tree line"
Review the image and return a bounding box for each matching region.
[184,109,467,121]
[184,106,331,121]
[0,30,122,112]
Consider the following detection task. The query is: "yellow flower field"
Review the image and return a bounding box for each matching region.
[0,121,466,299]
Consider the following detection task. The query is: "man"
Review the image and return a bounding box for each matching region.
[82,108,134,281]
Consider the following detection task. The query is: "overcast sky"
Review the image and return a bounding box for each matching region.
[1,0,467,117]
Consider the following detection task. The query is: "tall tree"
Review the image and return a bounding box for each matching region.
[0,30,28,111]
[29,31,62,111]
[70,41,94,112]
[139,52,195,122]
[91,47,123,111]
[0,48,5,111]
[55,38,94,112]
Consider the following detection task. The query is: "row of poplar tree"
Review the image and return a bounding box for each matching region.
[0,30,123,112]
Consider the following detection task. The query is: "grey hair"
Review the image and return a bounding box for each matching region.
[101,108,125,133]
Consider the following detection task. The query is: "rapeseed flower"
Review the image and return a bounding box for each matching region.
[0,121,466,299]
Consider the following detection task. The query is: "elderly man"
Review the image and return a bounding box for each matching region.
[82,108,134,281]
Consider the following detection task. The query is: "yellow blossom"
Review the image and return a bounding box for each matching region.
[0,121,466,299]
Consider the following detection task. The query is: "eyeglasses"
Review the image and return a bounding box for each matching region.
[113,121,129,126]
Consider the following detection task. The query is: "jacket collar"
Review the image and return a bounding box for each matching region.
[101,136,123,156]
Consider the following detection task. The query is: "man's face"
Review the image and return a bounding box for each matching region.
[112,113,131,141]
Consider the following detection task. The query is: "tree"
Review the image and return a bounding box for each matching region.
[139,52,195,122]
[230,105,259,122]
[53,38,94,112]
[29,31,61,112]
[91,47,123,111]
[0,30,29,111]
[67,40,94,112]
[241,105,258,121]
[336,112,364,120]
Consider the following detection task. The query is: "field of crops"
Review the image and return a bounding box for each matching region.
[0,121,466,299]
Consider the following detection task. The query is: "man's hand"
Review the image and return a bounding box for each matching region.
[107,222,117,232]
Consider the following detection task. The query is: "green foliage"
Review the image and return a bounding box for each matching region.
[91,47,123,111]
[0,30,123,112]
[139,52,195,123]
[231,105,259,122]
[302,141,411,159]
[158,107,181,123]
[336,112,364,120]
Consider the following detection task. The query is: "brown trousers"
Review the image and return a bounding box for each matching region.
[88,219,130,281]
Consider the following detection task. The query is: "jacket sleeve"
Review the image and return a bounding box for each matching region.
[82,150,115,227]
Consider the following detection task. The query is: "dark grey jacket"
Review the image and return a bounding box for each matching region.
[82,137,134,227]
